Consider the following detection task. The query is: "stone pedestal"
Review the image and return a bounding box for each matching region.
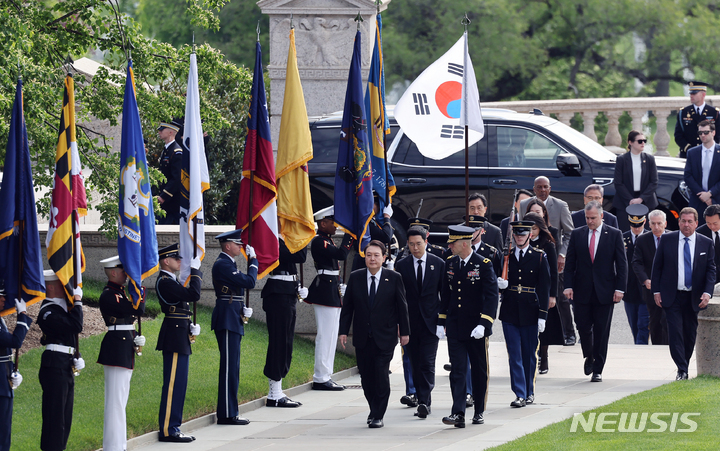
[258,0,390,148]
[696,293,720,376]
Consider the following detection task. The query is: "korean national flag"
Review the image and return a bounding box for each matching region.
[394,33,484,160]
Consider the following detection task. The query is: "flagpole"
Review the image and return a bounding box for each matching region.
[243,170,255,324]
[13,220,24,373]
[462,14,471,223]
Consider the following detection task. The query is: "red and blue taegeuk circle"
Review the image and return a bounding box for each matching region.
[435,81,462,119]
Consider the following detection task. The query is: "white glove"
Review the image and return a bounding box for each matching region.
[190,323,201,336]
[386,260,395,271]
[245,245,256,260]
[191,256,202,270]
[15,298,27,314]
[243,307,253,318]
[538,318,546,334]
[383,204,393,217]
[74,287,83,299]
[73,357,85,371]
[497,277,508,290]
[134,335,146,346]
[436,325,446,339]
[339,284,347,297]
[470,325,485,339]
[10,372,22,389]
[298,287,308,299]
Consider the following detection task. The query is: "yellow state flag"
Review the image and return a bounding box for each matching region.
[276,29,315,253]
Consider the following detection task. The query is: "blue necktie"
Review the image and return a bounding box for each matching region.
[684,237,692,290]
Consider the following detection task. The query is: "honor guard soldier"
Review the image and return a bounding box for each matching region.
[97,256,146,451]
[211,229,257,425]
[498,221,550,408]
[399,217,446,259]
[38,269,84,451]
[155,243,202,443]
[261,238,307,407]
[675,81,720,158]
[623,204,650,345]
[438,226,499,429]
[305,206,354,391]
[0,281,32,451]
[156,118,184,224]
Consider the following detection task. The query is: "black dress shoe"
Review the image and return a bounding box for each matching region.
[442,413,465,428]
[367,415,373,424]
[217,416,250,425]
[584,357,594,376]
[510,397,526,408]
[465,394,474,407]
[443,363,452,372]
[564,336,576,346]
[539,355,549,374]
[368,418,384,428]
[526,394,534,404]
[417,403,430,419]
[312,380,345,391]
[266,396,302,407]
[159,431,194,442]
[676,370,689,381]
[472,413,484,424]
[591,373,602,382]
[400,394,418,407]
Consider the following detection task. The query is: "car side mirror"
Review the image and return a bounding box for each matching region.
[556,153,581,176]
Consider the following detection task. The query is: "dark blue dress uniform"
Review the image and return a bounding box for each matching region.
[155,267,202,439]
[439,239,499,421]
[499,244,550,402]
[157,140,183,224]
[674,83,720,158]
[0,305,32,451]
[261,239,307,382]
[474,242,502,276]
[211,251,257,421]
[623,206,650,345]
[97,281,144,369]
[37,298,83,451]
[305,232,353,308]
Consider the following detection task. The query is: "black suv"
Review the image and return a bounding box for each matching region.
[309,108,689,245]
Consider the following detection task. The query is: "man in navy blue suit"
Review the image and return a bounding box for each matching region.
[571,184,619,229]
[652,207,716,381]
[683,120,720,224]
[564,201,627,382]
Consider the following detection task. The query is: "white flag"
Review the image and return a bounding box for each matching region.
[179,52,210,285]
[394,33,484,160]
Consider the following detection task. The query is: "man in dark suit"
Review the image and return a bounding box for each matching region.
[674,81,720,158]
[652,207,716,381]
[622,205,650,345]
[396,227,444,419]
[631,209,669,345]
[468,193,503,251]
[571,184,619,229]
[564,201,627,382]
[339,240,410,429]
[438,226,499,428]
[683,120,720,223]
[613,135,659,231]
[696,204,720,271]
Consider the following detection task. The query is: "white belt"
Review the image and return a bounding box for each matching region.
[318,269,339,276]
[46,344,75,355]
[0,354,12,363]
[269,275,296,281]
[108,324,135,331]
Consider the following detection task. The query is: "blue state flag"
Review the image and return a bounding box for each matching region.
[0,79,46,315]
[118,60,158,308]
[334,31,373,255]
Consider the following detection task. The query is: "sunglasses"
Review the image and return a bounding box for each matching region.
[698,130,712,136]
[635,139,647,144]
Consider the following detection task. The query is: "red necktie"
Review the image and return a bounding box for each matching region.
[589,229,596,263]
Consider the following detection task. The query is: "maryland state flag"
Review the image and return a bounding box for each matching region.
[46,74,87,305]
[334,31,373,256]
[0,79,46,316]
[236,42,279,278]
[118,60,159,307]
[276,28,314,254]
[364,13,395,209]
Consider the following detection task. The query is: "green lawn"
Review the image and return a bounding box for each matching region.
[489,375,720,451]
[10,300,356,451]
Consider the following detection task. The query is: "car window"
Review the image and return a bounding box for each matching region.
[310,124,400,164]
[495,126,561,169]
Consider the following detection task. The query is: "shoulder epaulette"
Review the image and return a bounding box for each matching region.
[531,246,545,254]
[485,243,497,253]
[483,258,491,264]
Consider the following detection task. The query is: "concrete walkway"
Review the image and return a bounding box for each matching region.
[131,342,687,451]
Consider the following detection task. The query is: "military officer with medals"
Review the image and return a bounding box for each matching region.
[305,206,354,391]
[675,81,720,158]
[155,243,202,442]
[498,221,550,408]
[438,225,499,428]
[211,230,257,425]
[0,281,32,451]
[97,256,146,451]
[38,269,84,451]
[156,118,184,224]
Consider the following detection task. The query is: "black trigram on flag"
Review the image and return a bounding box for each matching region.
[440,125,464,139]
[448,63,463,77]
[413,93,430,115]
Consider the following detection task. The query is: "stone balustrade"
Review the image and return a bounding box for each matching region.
[482,95,720,156]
